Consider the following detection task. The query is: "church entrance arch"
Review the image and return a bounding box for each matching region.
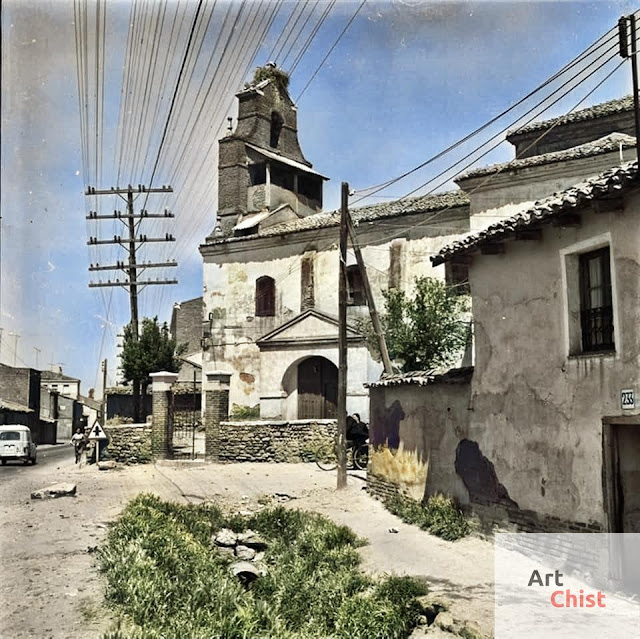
[297,356,338,419]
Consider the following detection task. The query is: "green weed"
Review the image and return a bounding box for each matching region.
[99,494,427,638]
[384,493,470,541]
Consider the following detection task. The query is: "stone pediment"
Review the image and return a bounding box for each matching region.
[257,309,362,348]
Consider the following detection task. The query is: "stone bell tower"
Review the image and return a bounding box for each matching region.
[213,63,326,237]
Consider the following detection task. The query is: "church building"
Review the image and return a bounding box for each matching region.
[199,64,471,420]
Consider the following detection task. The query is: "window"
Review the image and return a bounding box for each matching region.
[255,276,275,317]
[445,261,469,296]
[346,265,365,306]
[249,162,266,185]
[270,111,283,148]
[579,247,614,352]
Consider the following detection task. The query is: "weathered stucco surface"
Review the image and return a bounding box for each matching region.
[201,213,467,420]
[467,193,640,527]
[369,381,471,503]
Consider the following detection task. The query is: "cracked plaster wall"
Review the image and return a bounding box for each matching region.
[369,382,471,503]
[467,195,640,526]
[201,219,468,416]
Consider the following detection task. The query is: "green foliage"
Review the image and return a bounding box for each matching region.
[384,493,470,542]
[119,317,186,389]
[99,495,427,638]
[252,63,290,91]
[230,403,260,420]
[358,277,469,372]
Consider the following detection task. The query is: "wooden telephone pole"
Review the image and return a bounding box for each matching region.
[337,182,394,489]
[619,14,640,167]
[86,184,177,420]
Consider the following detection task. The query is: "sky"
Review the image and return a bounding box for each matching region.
[0,0,635,395]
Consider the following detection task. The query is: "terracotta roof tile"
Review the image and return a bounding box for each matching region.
[507,95,634,137]
[206,190,469,246]
[457,133,636,182]
[433,161,639,265]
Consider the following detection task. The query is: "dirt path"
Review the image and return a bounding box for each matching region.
[0,459,494,638]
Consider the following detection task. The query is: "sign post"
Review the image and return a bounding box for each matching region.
[87,422,108,463]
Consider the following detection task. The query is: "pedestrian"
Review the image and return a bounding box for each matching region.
[71,428,86,464]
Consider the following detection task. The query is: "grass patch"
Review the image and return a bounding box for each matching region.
[99,494,427,638]
[384,493,470,541]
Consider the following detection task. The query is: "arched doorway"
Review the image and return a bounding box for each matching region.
[297,356,338,419]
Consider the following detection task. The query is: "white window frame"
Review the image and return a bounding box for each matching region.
[560,232,620,360]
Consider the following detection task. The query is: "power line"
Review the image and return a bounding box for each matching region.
[296,0,366,102]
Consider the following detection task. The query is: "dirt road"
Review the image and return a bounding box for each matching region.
[0,458,494,638]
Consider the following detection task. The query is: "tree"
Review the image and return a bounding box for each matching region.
[119,317,186,420]
[358,277,469,372]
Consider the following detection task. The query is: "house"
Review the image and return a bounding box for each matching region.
[40,368,81,399]
[170,296,204,385]
[0,364,56,444]
[199,64,471,421]
[368,95,640,533]
[432,160,640,533]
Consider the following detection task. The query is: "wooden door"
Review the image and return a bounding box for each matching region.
[297,357,338,419]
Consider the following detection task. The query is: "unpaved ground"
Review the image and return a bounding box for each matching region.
[0,456,494,638]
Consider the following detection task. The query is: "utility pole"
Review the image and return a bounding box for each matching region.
[337,182,349,489]
[345,214,394,375]
[8,332,19,367]
[86,184,177,339]
[618,14,640,167]
[101,358,107,425]
[86,184,176,420]
[33,347,41,370]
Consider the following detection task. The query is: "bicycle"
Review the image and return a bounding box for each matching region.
[315,439,369,471]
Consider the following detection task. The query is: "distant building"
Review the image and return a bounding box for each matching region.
[0,364,56,443]
[40,368,81,399]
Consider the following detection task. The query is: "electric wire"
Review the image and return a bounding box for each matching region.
[295,0,366,102]
[350,24,621,202]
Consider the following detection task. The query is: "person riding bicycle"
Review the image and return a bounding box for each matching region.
[346,413,368,450]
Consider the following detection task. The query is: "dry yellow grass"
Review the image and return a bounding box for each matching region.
[370,444,428,501]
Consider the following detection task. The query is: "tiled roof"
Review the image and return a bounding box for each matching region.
[432,161,639,265]
[366,366,474,388]
[457,133,636,182]
[507,95,634,137]
[0,398,33,413]
[40,370,80,383]
[206,190,469,245]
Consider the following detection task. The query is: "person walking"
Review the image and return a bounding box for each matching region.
[71,428,86,464]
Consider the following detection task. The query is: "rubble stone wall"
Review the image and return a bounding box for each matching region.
[216,419,336,463]
[104,423,152,464]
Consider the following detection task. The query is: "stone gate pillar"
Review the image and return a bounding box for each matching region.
[204,371,231,462]
[150,371,178,460]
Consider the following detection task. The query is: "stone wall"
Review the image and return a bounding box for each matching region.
[104,423,152,464]
[216,419,336,463]
[367,472,400,502]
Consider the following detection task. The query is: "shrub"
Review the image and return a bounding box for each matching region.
[384,493,469,541]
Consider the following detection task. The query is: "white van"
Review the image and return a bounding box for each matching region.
[0,425,37,465]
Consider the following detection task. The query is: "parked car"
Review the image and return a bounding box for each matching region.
[0,425,37,465]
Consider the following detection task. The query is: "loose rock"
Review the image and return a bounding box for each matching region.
[214,528,238,547]
[30,484,77,500]
[235,545,256,561]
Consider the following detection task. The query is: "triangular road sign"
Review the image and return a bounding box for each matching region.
[87,422,108,440]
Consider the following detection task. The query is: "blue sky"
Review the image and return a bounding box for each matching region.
[0,0,634,394]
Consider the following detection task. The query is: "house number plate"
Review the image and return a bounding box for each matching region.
[621,389,635,410]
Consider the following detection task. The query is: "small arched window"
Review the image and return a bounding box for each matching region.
[270,111,284,148]
[255,276,276,316]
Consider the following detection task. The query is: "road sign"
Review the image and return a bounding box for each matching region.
[87,422,108,440]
